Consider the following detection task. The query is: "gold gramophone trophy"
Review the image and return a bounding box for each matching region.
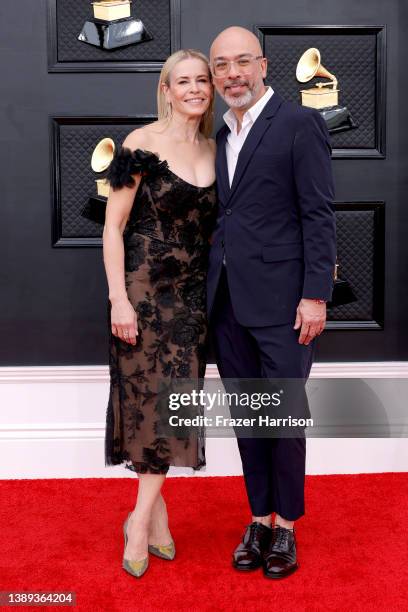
[81,137,115,224]
[296,48,357,134]
[327,257,357,309]
[78,1,153,50]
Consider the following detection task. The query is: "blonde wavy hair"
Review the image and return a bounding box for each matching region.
[157,49,214,138]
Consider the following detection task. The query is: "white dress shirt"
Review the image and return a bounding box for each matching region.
[221,86,274,265]
[223,85,274,187]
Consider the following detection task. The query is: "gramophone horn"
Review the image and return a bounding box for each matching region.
[296,47,337,86]
[91,137,115,173]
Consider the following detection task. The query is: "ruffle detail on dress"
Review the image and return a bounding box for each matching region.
[104,146,169,190]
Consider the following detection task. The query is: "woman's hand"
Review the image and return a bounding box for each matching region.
[110,297,138,345]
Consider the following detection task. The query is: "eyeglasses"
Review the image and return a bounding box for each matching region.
[211,55,264,77]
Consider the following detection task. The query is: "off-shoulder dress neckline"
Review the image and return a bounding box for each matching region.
[133,147,216,191]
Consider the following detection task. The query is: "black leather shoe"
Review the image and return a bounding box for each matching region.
[263,525,298,579]
[232,522,272,571]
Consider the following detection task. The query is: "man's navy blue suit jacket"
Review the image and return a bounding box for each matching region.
[207,90,337,327]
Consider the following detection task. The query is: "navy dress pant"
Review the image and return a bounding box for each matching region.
[210,265,317,520]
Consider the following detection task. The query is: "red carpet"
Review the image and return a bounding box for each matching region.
[1,474,407,611]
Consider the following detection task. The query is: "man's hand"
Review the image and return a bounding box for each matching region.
[293,298,327,345]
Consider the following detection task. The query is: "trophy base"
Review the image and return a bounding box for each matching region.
[81,196,107,225]
[327,278,358,309]
[78,16,153,50]
[318,105,358,134]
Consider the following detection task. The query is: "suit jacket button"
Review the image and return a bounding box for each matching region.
[225,208,232,215]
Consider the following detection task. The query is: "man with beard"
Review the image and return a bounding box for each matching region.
[207,27,336,578]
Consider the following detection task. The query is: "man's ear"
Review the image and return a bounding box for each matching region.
[261,57,268,79]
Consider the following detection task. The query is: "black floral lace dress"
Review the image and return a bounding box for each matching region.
[103,147,217,474]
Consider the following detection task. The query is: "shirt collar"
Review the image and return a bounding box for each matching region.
[223,85,274,134]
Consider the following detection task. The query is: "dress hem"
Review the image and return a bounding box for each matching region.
[104,455,206,474]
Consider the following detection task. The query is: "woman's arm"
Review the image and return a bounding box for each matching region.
[102,135,143,344]
[103,177,140,302]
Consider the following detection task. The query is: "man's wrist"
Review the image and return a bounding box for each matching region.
[302,297,327,304]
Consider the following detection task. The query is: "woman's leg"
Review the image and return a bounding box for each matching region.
[149,493,173,546]
[124,473,166,561]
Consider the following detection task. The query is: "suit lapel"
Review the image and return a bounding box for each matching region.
[215,125,230,206]
[227,91,284,204]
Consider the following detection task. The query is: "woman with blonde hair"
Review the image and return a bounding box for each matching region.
[102,49,217,578]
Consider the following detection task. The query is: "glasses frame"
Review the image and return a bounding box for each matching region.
[211,55,264,77]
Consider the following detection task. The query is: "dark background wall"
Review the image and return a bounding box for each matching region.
[1,0,407,365]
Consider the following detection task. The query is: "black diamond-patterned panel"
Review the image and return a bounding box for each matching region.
[56,0,171,62]
[264,33,376,148]
[58,122,153,237]
[327,209,378,321]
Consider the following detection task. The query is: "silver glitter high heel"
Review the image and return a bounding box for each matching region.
[122,512,149,578]
[148,539,176,560]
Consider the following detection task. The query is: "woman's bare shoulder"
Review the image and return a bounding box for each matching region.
[121,121,163,151]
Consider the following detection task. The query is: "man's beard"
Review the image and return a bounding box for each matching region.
[222,79,261,108]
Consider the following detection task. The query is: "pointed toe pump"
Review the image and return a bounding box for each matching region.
[122,512,149,578]
[148,539,176,561]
